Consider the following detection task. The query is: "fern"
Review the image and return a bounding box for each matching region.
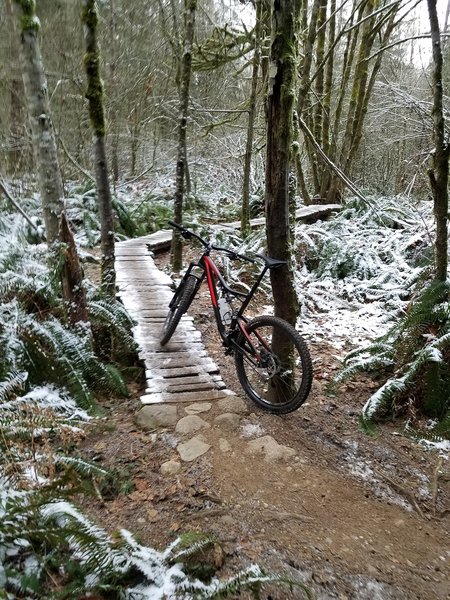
[336,356,395,384]
[88,296,136,349]
[0,371,28,402]
[0,305,128,408]
[168,532,218,562]
[333,246,450,422]
[360,321,450,420]
[405,411,450,444]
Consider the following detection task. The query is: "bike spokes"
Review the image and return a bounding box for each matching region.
[235,316,312,413]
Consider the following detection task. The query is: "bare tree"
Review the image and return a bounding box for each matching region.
[12,0,88,326]
[265,0,300,326]
[427,0,450,281]
[82,0,116,296]
[297,0,403,202]
[171,0,197,272]
[241,0,263,235]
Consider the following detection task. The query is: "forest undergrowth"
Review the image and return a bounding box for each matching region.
[0,184,301,599]
[1,179,449,598]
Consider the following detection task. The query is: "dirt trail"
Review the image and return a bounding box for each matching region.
[81,261,449,600]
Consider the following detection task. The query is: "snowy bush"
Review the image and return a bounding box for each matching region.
[339,280,450,422]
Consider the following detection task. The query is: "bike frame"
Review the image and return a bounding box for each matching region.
[182,250,271,350]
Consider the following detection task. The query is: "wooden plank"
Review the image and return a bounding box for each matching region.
[143,355,215,370]
[139,342,204,353]
[141,389,235,404]
[136,329,202,341]
[115,232,238,407]
[148,373,213,386]
[143,349,209,359]
[145,365,219,378]
[138,319,196,329]
[145,381,216,394]
[223,204,341,230]
[140,359,214,371]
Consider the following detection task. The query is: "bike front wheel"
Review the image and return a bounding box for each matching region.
[234,315,313,414]
[160,275,197,346]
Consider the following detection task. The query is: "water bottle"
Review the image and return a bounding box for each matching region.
[218,297,232,325]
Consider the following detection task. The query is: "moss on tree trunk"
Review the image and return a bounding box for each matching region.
[265,0,300,326]
[427,0,450,282]
[13,0,88,326]
[171,0,197,272]
[82,0,116,296]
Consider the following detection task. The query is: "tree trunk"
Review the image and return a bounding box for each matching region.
[13,0,88,326]
[14,2,63,243]
[265,0,299,326]
[339,0,376,173]
[5,0,28,175]
[82,0,116,296]
[312,0,327,157]
[241,0,263,234]
[60,213,90,322]
[108,0,120,187]
[171,0,197,273]
[322,0,335,153]
[325,4,360,201]
[427,0,450,282]
[295,0,321,203]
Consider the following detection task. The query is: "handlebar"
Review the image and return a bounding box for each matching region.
[168,220,208,247]
[168,220,255,263]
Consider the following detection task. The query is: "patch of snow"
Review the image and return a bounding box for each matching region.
[342,440,413,511]
[159,432,179,448]
[240,422,265,438]
[22,465,47,486]
[418,438,450,457]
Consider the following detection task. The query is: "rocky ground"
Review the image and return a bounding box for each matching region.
[79,256,450,600]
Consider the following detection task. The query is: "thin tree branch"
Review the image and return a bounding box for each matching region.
[0,177,43,235]
[59,137,95,182]
[364,33,450,62]
[298,116,372,206]
[343,0,402,34]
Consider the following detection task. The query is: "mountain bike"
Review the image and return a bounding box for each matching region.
[160,221,313,414]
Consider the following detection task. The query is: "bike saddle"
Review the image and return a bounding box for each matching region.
[255,254,287,268]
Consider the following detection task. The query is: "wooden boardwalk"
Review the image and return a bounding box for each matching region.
[115,205,339,405]
[115,235,233,405]
[138,204,341,252]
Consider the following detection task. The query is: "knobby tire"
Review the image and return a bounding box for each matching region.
[160,275,197,346]
[234,315,313,414]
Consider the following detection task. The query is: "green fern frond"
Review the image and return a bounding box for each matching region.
[112,197,140,238]
[0,371,28,402]
[362,377,407,419]
[193,566,312,600]
[343,340,395,362]
[334,355,394,384]
[169,532,218,562]
[54,456,108,479]
[402,281,450,329]
[88,298,136,349]
[100,363,128,397]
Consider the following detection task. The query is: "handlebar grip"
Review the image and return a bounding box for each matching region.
[167,221,209,246]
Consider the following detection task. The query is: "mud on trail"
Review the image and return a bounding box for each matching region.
[81,262,449,600]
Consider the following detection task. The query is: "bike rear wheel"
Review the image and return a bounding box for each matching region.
[160,275,197,346]
[234,315,313,414]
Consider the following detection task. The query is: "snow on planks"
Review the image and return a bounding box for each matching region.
[115,235,233,405]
